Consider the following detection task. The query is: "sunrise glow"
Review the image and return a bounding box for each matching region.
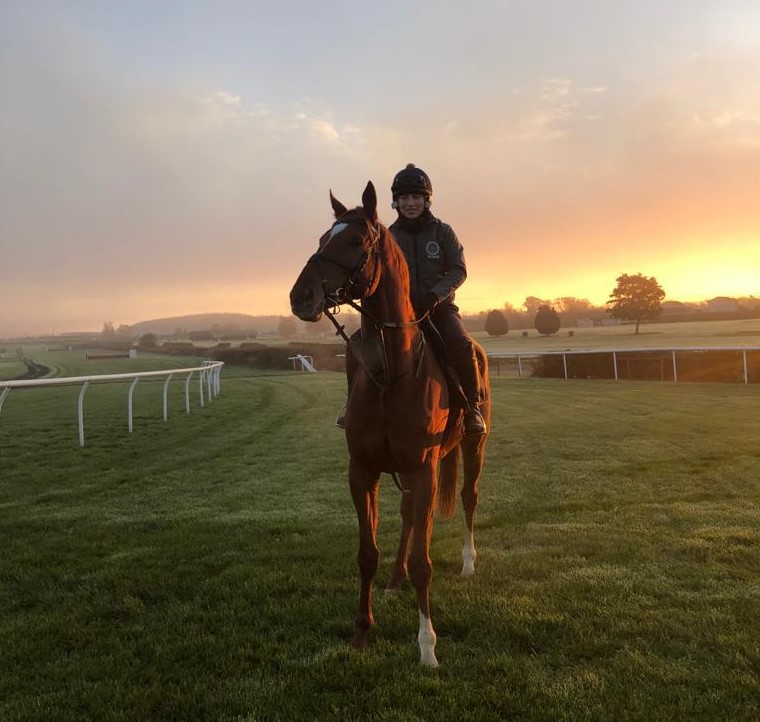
[2,2,759,336]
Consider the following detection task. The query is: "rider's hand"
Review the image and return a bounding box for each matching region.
[425,292,440,313]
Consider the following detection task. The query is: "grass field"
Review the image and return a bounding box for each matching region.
[1,349,760,721]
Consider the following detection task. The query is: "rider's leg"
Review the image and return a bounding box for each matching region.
[432,305,487,436]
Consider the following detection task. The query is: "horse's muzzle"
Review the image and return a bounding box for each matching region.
[289,283,323,323]
[293,307,323,323]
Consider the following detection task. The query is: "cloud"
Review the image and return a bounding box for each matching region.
[0,39,370,284]
[2,2,759,335]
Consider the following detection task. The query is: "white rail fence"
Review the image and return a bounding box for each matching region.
[489,346,759,384]
[0,361,224,447]
[288,354,317,372]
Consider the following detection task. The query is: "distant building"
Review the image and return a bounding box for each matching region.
[576,316,618,327]
[661,300,701,314]
[705,297,740,313]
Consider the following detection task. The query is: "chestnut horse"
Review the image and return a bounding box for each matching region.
[289,181,489,666]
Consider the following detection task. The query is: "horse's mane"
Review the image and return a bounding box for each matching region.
[340,206,413,305]
[380,225,412,296]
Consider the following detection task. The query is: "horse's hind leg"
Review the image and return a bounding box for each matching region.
[461,436,486,576]
[408,460,439,667]
[386,485,413,590]
[349,459,380,649]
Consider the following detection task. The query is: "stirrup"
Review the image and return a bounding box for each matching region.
[463,408,487,436]
[335,406,347,429]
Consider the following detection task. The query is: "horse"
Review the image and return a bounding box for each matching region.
[289,181,490,666]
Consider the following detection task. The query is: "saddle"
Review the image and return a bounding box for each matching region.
[419,318,468,409]
[346,323,467,404]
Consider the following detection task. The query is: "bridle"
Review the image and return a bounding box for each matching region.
[307,216,382,310]
[307,215,430,343]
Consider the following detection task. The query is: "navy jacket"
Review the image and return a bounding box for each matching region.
[389,214,467,314]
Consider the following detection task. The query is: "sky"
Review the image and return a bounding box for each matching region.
[1,0,759,336]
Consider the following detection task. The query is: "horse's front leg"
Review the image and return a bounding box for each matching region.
[460,435,487,576]
[386,484,413,590]
[407,454,440,667]
[348,458,380,650]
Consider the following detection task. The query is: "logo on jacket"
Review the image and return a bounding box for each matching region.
[425,241,441,259]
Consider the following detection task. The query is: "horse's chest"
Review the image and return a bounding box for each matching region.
[346,409,445,472]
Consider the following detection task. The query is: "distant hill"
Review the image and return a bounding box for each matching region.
[130,313,284,336]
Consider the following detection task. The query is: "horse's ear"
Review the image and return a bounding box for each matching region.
[362,181,378,222]
[330,191,348,218]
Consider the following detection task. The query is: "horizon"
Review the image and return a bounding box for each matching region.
[5,292,759,340]
[2,2,759,337]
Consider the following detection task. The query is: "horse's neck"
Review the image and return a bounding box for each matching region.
[361,252,419,370]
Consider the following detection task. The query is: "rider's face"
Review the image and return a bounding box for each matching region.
[397,193,426,219]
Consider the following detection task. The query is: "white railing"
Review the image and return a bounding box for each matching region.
[0,361,224,447]
[488,346,759,384]
[288,354,317,372]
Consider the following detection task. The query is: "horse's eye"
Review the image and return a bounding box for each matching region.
[351,238,363,247]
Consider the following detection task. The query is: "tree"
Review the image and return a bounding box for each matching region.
[523,296,551,317]
[278,315,298,339]
[101,321,116,339]
[303,313,334,338]
[534,305,561,336]
[606,273,665,334]
[485,309,509,337]
[138,333,158,350]
[553,297,588,313]
[554,297,594,319]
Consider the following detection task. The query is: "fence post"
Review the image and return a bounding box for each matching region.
[163,374,173,421]
[185,372,193,414]
[0,387,10,417]
[128,377,139,433]
[78,381,90,447]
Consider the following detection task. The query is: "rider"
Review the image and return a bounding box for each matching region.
[389,163,487,436]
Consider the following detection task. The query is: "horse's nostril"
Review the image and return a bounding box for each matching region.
[290,286,312,308]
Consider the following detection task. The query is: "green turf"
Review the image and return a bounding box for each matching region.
[1,359,759,721]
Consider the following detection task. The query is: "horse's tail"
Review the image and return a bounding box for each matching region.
[438,444,460,519]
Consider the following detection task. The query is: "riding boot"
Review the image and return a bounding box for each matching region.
[457,354,487,436]
[336,338,359,428]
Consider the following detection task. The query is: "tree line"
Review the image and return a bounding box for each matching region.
[485,272,665,337]
[99,272,758,344]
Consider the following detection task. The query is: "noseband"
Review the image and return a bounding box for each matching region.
[307,218,382,306]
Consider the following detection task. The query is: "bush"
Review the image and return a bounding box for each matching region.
[485,310,509,337]
[534,305,561,336]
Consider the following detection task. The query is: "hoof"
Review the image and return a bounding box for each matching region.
[385,571,407,591]
[419,649,439,667]
[351,631,369,650]
[351,614,372,649]
[461,562,476,577]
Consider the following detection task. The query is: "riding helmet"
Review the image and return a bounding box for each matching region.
[391,163,433,200]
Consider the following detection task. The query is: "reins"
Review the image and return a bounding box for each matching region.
[317,219,427,496]
[322,301,429,345]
